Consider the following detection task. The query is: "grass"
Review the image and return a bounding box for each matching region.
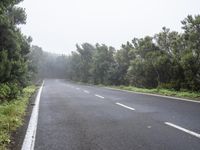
[73,80,200,100]
[0,85,37,150]
[108,85,200,100]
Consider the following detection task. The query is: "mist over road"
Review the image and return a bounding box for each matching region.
[35,79,200,150]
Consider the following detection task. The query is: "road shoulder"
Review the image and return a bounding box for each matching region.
[104,87,200,103]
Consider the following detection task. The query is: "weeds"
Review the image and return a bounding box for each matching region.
[0,86,36,150]
[109,85,200,100]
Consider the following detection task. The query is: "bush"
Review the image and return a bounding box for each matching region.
[0,84,11,102]
[7,83,20,99]
[158,82,176,90]
[0,83,21,102]
[0,85,36,149]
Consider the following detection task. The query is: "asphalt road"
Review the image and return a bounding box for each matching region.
[34,79,200,150]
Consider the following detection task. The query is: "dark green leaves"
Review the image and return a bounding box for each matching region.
[0,0,31,101]
[63,14,200,91]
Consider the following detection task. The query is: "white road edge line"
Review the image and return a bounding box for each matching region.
[116,102,135,111]
[104,87,200,104]
[95,94,104,99]
[84,90,90,94]
[165,122,200,139]
[21,81,44,150]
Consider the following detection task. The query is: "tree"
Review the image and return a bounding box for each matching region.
[115,42,134,85]
[91,44,116,84]
[76,43,95,82]
[154,27,185,90]
[0,0,31,100]
[181,15,200,90]
[126,36,160,88]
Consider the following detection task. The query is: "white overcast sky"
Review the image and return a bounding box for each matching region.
[19,0,200,54]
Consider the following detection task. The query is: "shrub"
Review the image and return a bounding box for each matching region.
[7,83,20,99]
[0,84,11,102]
[0,83,21,102]
[0,85,36,149]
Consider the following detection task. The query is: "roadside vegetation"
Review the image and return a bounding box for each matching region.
[0,85,36,150]
[30,14,200,100]
[0,0,35,102]
[0,1,39,149]
[61,15,200,94]
[108,86,200,100]
[1,0,198,149]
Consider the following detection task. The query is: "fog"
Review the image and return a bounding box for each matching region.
[19,0,200,54]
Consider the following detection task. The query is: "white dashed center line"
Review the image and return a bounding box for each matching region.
[165,122,200,139]
[95,94,105,99]
[116,102,135,111]
[84,90,90,94]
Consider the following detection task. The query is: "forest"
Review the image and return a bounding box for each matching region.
[1,0,200,103]
[31,15,200,92]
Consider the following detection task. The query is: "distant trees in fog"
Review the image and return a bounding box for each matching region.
[28,45,67,79]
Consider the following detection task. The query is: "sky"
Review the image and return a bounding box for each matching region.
[19,0,200,54]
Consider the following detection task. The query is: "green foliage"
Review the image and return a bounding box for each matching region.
[0,0,32,101]
[114,42,134,85]
[0,83,20,103]
[0,85,36,150]
[91,44,116,84]
[0,51,11,83]
[7,83,20,99]
[109,85,200,100]
[7,6,27,25]
[62,14,200,92]
[181,15,200,91]
[0,84,11,102]
[24,14,200,93]
[0,0,23,14]
[75,43,95,82]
